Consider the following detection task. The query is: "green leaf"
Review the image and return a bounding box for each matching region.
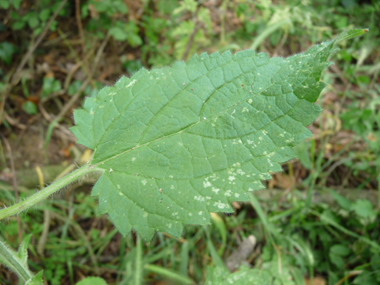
[330,244,350,256]
[293,141,312,170]
[16,234,32,264]
[25,271,44,285]
[22,101,38,115]
[204,265,272,285]
[110,21,142,46]
[75,277,108,285]
[49,20,57,32]
[329,253,345,268]
[334,28,369,45]
[39,8,51,21]
[173,0,198,15]
[27,12,39,29]
[41,77,62,98]
[328,189,351,211]
[68,80,83,96]
[351,199,376,218]
[12,21,25,30]
[0,42,17,65]
[11,0,21,9]
[0,234,42,283]
[90,0,127,15]
[0,0,9,9]
[71,30,367,241]
[109,26,128,41]
[353,270,379,284]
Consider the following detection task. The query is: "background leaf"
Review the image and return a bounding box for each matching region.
[75,277,107,285]
[351,199,376,218]
[204,265,272,285]
[25,271,44,285]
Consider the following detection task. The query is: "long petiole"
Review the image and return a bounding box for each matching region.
[0,164,99,220]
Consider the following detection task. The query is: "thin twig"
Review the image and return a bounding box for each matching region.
[41,31,110,130]
[11,0,69,85]
[56,78,90,121]
[182,22,204,61]
[75,0,94,87]
[57,28,95,88]
[330,64,349,86]
[54,32,111,122]
[92,33,111,73]
[3,113,26,130]
[273,30,289,57]
[75,0,86,56]
[63,61,85,91]
[0,134,22,243]
[0,0,68,127]
[334,271,363,285]
[0,67,15,127]
[35,166,50,257]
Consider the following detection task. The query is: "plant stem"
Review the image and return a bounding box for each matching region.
[250,19,291,51]
[248,192,278,243]
[0,164,97,220]
[144,264,193,285]
[134,234,142,285]
[0,235,31,281]
[309,209,380,250]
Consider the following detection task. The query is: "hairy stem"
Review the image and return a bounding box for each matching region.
[0,235,31,281]
[0,164,98,220]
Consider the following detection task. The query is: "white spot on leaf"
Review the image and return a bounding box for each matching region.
[213,201,227,209]
[126,79,136,88]
[194,196,205,201]
[212,187,220,194]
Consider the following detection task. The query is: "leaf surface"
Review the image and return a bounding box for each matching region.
[71,30,366,240]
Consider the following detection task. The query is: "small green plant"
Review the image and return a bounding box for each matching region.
[172,0,212,60]
[0,29,368,284]
[0,42,17,65]
[81,0,141,45]
[2,0,68,35]
[341,97,380,190]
